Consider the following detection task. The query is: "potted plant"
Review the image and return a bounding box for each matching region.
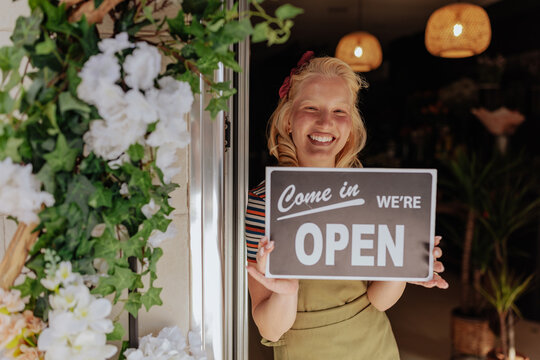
[476,161,540,360]
[440,148,498,358]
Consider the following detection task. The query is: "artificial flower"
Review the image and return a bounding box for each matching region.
[98,32,134,55]
[0,289,25,313]
[124,42,161,90]
[0,158,55,224]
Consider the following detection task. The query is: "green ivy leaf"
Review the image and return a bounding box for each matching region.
[10,9,43,48]
[0,46,25,73]
[143,6,156,25]
[36,163,55,194]
[167,10,187,40]
[43,134,78,172]
[124,291,141,317]
[275,4,304,20]
[89,183,113,209]
[220,18,253,44]
[13,277,46,299]
[0,91,15,114]
[65,175,95,217]
[3,137,23,162]
[107,322,125,341]
[127,143,144,162]
[141,286,162,311]
[205,96,228,119]
[59,91,91,115]
[35,36,56,55]
[252,22,269,43]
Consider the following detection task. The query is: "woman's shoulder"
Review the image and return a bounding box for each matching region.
[248,180,266,199]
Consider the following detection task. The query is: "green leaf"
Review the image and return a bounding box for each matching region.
[252,22,269,43]
[0,46,25,73]
[94,0,105,7]
[124,291,141,317]
[88,183,113,208]
[13,277,45,299]
[43,134,79,172]
[107,322,125,341]
[36,163,55,194]
[221,18,253,44]
[141,287,162,311]
[10,9,43,48]
[143,6,156,24]
[127,143,144,162]
[275,4,304,20]
[65,175,95,216]
[44,102,60,135]
[59,91,91,115]
[35,36,56,55]
[34,296,49,321]
[205,96,228,118]
[0,91,15,114]
[3,137,23,162]
[167,10,187,39]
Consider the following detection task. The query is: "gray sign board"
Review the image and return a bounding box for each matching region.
[266,167,437,281]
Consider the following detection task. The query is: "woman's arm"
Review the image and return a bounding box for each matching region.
[247,238,299,342]
[367,281,406,311]
[367,236,448,311]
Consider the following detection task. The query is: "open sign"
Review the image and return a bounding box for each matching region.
[265,167,437,281]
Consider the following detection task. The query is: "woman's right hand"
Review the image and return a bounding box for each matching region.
[247,236,299,295]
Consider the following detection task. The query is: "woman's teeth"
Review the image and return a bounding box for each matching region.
[309,135,333,143]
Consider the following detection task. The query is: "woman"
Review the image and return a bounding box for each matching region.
[246,53,448,359]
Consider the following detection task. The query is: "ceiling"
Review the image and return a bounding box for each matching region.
[263,0,501,51]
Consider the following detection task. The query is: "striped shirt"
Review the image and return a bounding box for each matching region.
[245,181,266,263]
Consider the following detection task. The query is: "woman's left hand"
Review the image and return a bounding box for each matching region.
[409,235,449,289]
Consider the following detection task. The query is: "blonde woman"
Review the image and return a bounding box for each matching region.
[246,53,448,359]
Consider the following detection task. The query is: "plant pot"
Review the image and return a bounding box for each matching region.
[451,308,496,357]
[486,348,530,360]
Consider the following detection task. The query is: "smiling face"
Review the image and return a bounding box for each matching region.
[289,76,353,168]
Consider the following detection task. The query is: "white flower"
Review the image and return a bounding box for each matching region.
[98,32,134,55]
[0,158,55,224]
[39,290,116,360]
[124,42,161,90]
[125,90,159,124]
[141,199,160,219]
[147,77,194,121]
[56,261,76,285]
[77,53,120,104]
[155,143,184,184]
[124,326,205,360]
[49,284,90,312]
[0,289,25,313]
[120,183,130,196]
[83,110,147,160]
[148,221,177,248]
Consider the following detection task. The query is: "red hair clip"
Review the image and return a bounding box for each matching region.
[278,51,315,99]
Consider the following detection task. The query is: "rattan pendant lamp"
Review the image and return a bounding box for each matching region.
[335,0,382,72]
[425,2,491,58]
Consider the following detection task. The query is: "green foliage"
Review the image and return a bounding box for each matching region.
[1,0,299,334]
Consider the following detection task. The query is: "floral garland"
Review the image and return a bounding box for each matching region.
[0,0,302,359]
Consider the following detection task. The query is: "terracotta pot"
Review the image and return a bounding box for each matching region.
[486,348,530,360]
[451,308,496,357]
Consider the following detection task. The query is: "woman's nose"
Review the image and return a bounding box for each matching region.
[316,110,332,127]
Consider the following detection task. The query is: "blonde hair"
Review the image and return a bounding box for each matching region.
[267,56,368,168]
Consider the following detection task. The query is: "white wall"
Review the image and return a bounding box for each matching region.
[0,0,191,347]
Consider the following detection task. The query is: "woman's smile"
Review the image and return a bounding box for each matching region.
[290,76,353,167]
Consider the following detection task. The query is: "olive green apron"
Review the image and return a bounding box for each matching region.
[261,280,400,360]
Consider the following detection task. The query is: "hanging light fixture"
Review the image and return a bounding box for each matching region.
[425,3,491,58]
[335,31,383,72]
